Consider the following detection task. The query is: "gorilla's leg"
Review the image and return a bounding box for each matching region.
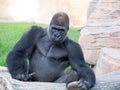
[55,70,78,83]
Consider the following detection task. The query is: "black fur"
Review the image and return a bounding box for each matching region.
[6,12,96,90]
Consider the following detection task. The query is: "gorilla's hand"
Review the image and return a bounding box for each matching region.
[67,79,91,90]
[15,72,35,81]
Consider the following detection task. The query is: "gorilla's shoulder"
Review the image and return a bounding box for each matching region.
[28,25,46,35]
[65,38,80,47]
[30,25,45,32]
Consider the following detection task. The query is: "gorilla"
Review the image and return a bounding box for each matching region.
[6,12,96,90]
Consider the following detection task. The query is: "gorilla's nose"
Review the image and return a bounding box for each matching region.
[54,33,61,39]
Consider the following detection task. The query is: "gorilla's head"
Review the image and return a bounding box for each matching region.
[48,12,69,44]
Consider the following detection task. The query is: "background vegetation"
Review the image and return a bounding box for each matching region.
[0,22,80,66]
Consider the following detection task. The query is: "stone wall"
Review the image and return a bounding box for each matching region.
[79,0,120,75]
[0,0,91,27]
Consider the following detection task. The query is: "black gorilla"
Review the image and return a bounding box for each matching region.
[6,12,96,90]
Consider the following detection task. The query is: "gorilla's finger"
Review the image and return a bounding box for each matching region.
[78,83,87,90]
[67,81,79,89]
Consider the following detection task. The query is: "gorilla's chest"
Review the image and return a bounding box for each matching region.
[36,37,68,59]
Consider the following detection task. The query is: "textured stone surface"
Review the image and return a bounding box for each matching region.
[94,48,120,76]
[79,0,120,64]
[87,0,120,27]
[80,27,120,64]
[0,69,120,90]
[87,0,99,17]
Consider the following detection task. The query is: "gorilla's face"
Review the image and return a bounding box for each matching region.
[48,12,69,44]
[49,25,67,43]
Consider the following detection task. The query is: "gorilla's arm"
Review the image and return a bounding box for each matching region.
[65,39,96,89]
[6,26,43,80]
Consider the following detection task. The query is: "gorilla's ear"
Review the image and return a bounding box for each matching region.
[50,12,69,30]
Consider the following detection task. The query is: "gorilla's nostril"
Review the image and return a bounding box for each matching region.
[55,34,60,38]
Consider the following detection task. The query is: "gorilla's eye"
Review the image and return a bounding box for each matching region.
[51,29,56,32]
[59,29,64,31]
[52,27,58,30]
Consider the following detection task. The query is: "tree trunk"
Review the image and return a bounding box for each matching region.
[90,71,120,90]
[0,70,120,90]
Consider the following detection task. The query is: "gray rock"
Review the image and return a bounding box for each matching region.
[94,48,120,76]
[79,0,120,65]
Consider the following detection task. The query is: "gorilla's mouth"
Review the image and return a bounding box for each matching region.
[51,37,63,44]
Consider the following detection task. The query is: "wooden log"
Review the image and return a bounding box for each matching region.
[0,71,120,90]
[90,71,120,90]
[0,76,67,90]
[0,66,8,72]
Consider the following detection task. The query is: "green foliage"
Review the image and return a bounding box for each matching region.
[68,27,80,42]
[0,22,79,66]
